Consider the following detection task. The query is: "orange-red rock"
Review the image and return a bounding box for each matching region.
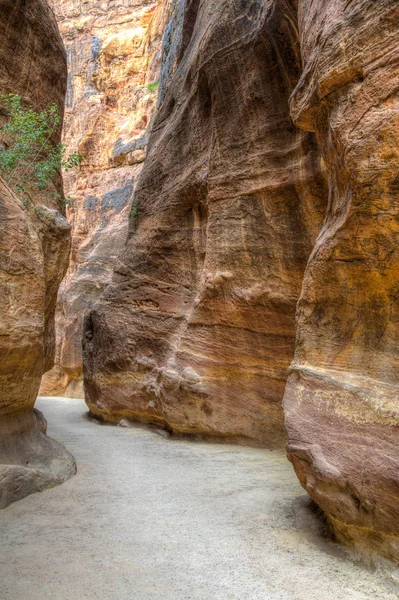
[40,0,173,398]
[284,0,399,562]
[83,0,327,446]
[0,0,75,507]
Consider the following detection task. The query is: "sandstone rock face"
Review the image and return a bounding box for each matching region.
[83,0,327,446]
[284,0,399,561]
[40,0,173,398]
[0,0,76,507]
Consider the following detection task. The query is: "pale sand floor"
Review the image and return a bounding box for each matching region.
[0,397,397,600]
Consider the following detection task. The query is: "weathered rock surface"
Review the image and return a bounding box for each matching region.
[284,0,399,561]
[40,0,173,398]
[0,0,76,507]
[83,0,327,446]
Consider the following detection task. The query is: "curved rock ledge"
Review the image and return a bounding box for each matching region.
[0,409,76,509]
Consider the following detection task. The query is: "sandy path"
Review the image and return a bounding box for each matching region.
[0,397,397,599]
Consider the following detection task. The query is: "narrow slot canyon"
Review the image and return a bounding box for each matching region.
[0,0,398,597]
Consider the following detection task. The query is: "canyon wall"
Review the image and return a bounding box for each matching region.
[0,0,76,508]
[29,0,398,560]
[83,0,327,446]
[40,0,173,398]
[284,0,399,562]
[81,0,399,560]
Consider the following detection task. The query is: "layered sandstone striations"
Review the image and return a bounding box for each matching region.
[0,0,76,507]
[83,0,327,446]
[40,0,173,398]
[284,0,399,561]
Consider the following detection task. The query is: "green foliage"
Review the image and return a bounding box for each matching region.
[146,81,159,93]
[129,206,138,220]
[0,93,82,208]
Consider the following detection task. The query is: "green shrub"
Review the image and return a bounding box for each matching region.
[0,93,82,208]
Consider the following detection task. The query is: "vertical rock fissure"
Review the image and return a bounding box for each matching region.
[40,0,174,398]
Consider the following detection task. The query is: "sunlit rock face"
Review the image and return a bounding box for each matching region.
[0,0,75,508]
[40,0,173,398]
[284,0,399,562]
[82,0,327,447]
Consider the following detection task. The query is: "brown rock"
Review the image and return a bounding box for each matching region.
[0,0,76,507]
[40,0,173,397]
[83,0,327,447]
[284,0,399,561]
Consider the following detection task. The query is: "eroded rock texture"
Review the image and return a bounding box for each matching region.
[0,0,76,507]
[83,0,326,446]
[40,0,173,398]
[284,0,399,561]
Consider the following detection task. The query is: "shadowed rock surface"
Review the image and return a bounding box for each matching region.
[0,0,76,508]
[40,0,174,398]
[83,0,327,447]
[284,0,399,562]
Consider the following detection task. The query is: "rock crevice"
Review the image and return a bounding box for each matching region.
[40,0,174,398]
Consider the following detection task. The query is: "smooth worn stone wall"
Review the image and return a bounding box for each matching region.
[0,0,76,507]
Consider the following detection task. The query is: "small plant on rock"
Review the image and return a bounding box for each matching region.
[146,81,159,94]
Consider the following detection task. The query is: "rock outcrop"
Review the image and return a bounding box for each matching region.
[284,0,399,561]
[83,0,327,446]
[0,0,76,507]
[40,0,173,398]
